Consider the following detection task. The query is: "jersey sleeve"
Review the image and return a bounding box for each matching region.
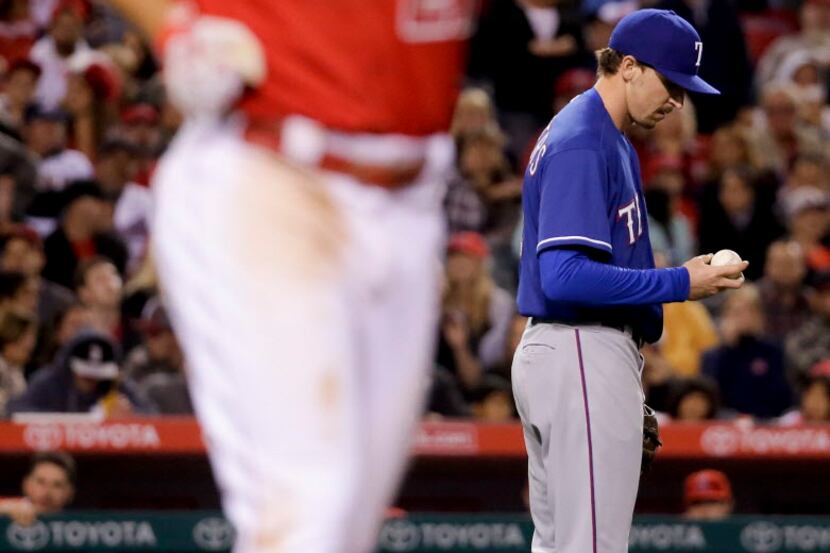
[536,148,612,255]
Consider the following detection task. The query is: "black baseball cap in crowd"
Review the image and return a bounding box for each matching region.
[68,332,121,380]
[609,9,720,95]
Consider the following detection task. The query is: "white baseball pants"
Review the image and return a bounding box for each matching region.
[152,118,448,553]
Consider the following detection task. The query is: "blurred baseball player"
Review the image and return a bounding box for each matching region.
[107,1,473,552]
[513,9,747,553]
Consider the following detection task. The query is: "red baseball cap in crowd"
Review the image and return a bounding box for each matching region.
[82,62,122,103]
[684,469,733,506]
[448,232,489,259]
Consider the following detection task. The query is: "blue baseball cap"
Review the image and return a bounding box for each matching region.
[609,9,720,95]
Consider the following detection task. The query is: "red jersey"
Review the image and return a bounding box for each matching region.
[195,0,475,136]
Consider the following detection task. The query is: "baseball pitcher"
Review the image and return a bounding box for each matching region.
[513,9,748,553]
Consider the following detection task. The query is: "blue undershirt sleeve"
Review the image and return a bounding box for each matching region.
[539,247,690,305]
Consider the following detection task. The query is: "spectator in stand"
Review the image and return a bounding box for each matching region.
[751,82,822,174]
[22,105,94,199]
[779,359,830,425]
[73,256,122,341]
[450,88,497,142]
[782,186,830,273]
[0,452,76,527]
[446,127,522,288]
[0,309,36,416]
[0,59,41,140]
[123,299,190,414]
[703,285,793,419]
[468,0,584,157]
[62,55,122,161]
[29,0,92,110]
[436,232,515,398]
[6,330,151,417]
[0,227,74,326]
[666,377,722,422]
[786,270,830,386]
[682,469,734,521]
[698,165,785,281]
[773,50,830,136]
[755,0,830,93]
[118,103,163,163]
[444,127,522,290]
[41,180,127,289]
[758,240,810,344]
[445,125,521,237]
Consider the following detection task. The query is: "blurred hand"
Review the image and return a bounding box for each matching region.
[442,312,470,350]
[683,254,749,300]
[1,499,37,526]
[163,10,266,118]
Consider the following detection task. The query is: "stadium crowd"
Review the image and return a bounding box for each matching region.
[0,0,827,428]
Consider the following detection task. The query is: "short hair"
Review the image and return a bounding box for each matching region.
[595,47,624,77]
[74,256,115,291]
[28,452,77,487]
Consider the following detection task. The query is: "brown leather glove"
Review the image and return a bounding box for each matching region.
[641,404,662,475]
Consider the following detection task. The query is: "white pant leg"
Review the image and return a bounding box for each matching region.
[320,157,446,553]
[153,120,361,553]
[512,323,643,553]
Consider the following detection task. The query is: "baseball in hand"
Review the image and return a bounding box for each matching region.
[710,249,745,281]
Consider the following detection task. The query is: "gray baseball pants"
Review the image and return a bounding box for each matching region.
[511,321,645,553]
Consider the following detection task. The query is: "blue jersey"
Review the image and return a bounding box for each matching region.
[517,87,664,341]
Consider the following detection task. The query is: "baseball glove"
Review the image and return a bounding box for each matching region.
[641,404,662,475]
